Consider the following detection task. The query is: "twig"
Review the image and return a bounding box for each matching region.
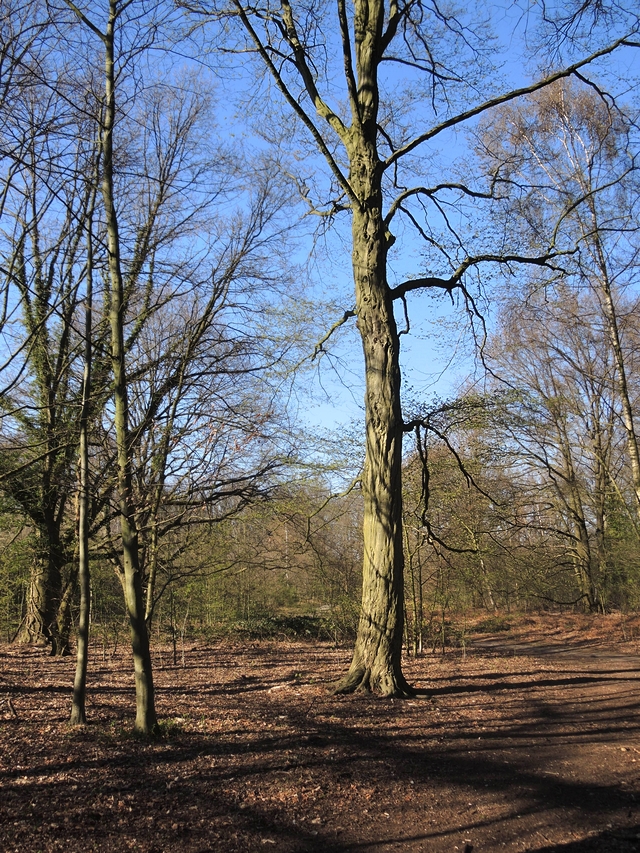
[1,697,18,718]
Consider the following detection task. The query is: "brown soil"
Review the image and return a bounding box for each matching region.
[1,613,640,852]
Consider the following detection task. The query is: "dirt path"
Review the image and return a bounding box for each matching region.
[461,638,640,850]
[472,636,640,663]
[1,632,639,852]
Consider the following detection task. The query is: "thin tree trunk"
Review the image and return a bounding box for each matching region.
[101,0,157,734]
[582,201,640,529]
[144,517,159,627]
[408,536,418,656]
[55,565,77,657]
[70,182,97,725]
[465,527,496,612]
[70,362,91,723]
[597,258,640,525]
[417,550,424,655]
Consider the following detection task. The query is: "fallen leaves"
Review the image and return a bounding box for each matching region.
[0,621,639,851]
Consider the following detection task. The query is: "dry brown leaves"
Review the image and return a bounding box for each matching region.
[1,614,640,852]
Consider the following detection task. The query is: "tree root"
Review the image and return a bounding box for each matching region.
[333,666,415,698]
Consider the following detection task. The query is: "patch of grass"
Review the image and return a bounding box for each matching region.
[230,615,349,641]
[473,616,512,633]
[154,717,186,739]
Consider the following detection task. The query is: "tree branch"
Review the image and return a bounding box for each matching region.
[311,308,356,360]
[384,33,638,169]
[390,250,567,300]
[229,0,359,209]
[385,182,498,225]
[279,0,350,140]
[336,0,361,127]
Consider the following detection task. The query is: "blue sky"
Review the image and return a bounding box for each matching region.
[288,4,640,443]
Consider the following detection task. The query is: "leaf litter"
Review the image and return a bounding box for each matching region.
[1,614,640,852]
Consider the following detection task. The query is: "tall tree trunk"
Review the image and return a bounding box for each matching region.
[70,363,91,723]
[231,0,419,695]
[335,163,411,696]
[70,184,97,725]
[595,251,640,528]
[331,0,411,691]
[101,0,157,734]
[405,526,419,656]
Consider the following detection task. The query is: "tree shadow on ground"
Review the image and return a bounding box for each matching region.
[2,644,640,851]
[533,828,640,851]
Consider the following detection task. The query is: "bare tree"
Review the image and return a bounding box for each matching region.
[60,0,181,732]
[183,0,639,693]
[478,80,640,528]
[78,1,305,726]
[128,232,302,627]
[488,288,621,611]
[70,147,101,724]
[0,57,101,652]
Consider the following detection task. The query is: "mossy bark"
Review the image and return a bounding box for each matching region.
[19,533,66,654]
[102,0,157,734]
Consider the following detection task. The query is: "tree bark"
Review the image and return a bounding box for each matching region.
[101,0,157,734]
[70,181,97,725]
[18,533,64,652]
[335,151,411,696]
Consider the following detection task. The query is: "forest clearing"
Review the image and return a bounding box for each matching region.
[1,613,639,853]
[3,5,640,849]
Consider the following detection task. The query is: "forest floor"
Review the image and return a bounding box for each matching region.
[1,612,640,852]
